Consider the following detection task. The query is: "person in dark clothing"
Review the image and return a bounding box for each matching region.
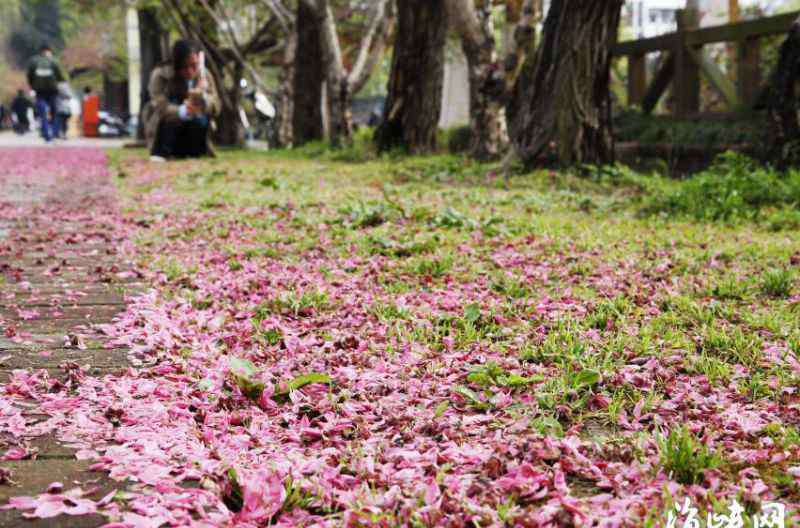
[27,44,66,142]
[142,40,219,160]
[10,90,32,134]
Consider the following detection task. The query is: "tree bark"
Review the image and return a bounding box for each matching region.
[277,31,297,147]
[302,0,392,147]
[293,2,326,145]
[375,0,447,155]
[137,7,168,141]
[761,16,800,168]
[510,0,623,167]
[215,62,245,146]
[448,0,538,161]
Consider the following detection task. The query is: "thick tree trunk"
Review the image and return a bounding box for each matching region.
[137,7,167,141]
[462,43,509,161]
[510,0,623,167]
[327,77,353,147]
[277,31,297,147]
[448,0,537,160]
[762,17,800,168]
[375,0,446,155]
[293,2,325,145]
[214,63,245,147]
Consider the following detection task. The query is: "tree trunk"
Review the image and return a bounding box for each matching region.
[510,0,623,167]
[460,14,509,162]
[137,7,167,141]
[327,77,353,147]
[214,63,245,147]
[762,17,800,168]
[465,66,508,161]
[447,0,538,161]
[293,2,325,145]
[375,0,446,155]
[277,31,297,147]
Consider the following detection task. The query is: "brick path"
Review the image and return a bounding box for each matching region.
[0,147,137,526]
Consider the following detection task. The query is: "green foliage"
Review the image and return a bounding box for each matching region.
[338,201,394,228]
[643,152,800,221]
[586,296,631,330]
[466,362,541,389]
[272,373,332,403]
[760,268,794,299]
[710,275,749,301]
[230,357,266,400]
[535,367,601,412]
[615,110,760,149]
[229,357,332,403]
[658,427,721,485]
[408,254,454,278]
[370,301,410,322]
[365,234,437,258]
[258,289,330,317]
[390,156,484,184]
[442,125,473,154]
[767,208,800,232]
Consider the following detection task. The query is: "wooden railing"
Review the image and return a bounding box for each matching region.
[613,10,799,116]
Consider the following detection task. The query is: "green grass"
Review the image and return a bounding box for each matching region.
[658,427,722,485]
[111,146,800,512]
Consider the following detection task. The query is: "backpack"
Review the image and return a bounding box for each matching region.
[28,55,63,94]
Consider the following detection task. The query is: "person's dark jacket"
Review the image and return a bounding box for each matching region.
[27,54,65,96]
[11,95,32,118]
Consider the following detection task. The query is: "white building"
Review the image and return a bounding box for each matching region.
[624,0,786,39]
[627,0,683,38]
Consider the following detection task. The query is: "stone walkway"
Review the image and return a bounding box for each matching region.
[0,131,128,149]
[0,147,137,526]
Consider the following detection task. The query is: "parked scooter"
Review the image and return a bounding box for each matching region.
[241,80,279,148]
[97,111,129,137]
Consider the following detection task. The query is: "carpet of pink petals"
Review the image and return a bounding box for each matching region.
[0,148,799,526]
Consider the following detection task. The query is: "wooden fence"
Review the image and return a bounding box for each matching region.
[613,10,799,116]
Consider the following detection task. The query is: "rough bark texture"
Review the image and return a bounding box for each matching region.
[510,0,623,167]
[459,2,508,161]
[303,0,392,147]
[448,0,538,161]
[293,2,325,145]
[215,64,244,146]
[375,0,447,155]
[137,8,168,141]
[761,17,800,168]
[278,31,297,147]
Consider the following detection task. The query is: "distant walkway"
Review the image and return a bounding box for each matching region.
[0,131,129,149]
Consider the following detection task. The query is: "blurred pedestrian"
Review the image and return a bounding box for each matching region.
[10,89,32,135]
[26,43,66,143]
[55,84,73,139]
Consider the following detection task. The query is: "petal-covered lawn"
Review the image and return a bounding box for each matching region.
[2,148,800,526]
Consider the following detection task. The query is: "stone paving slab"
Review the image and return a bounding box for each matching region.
[0,349,129,370]
[0,459,120,528]
[0,305,127,321]
[0,367,121,384]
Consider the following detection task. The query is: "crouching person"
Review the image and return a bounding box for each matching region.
[144,40,219,161]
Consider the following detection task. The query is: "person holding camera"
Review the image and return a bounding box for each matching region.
[143,40,219,161]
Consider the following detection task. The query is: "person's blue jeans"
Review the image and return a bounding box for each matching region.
[35,93,61,142]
